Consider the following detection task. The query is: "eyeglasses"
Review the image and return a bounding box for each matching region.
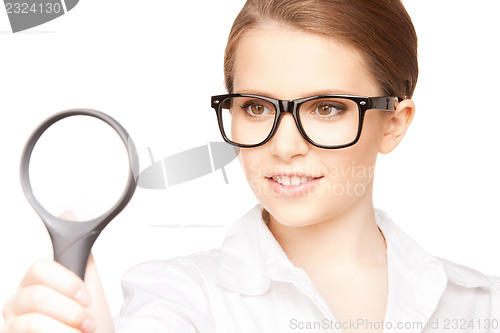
[211,93,398,149]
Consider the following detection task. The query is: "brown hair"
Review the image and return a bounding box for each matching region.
[224,0,418,100]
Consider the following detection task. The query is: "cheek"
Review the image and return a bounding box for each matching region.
[319,151,374,199]
[355,110,386,160]
[237,149,266,189]
[321,114,385,192]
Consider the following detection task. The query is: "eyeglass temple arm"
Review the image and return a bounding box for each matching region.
[370,97,399,111]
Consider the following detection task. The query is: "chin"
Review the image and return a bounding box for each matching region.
[260,195,348,228]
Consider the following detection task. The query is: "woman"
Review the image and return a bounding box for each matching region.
[2,0,499,332]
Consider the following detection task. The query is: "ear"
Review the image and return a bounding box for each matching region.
[379,99,415,154]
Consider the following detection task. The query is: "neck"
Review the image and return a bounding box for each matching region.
[267,187,387,272]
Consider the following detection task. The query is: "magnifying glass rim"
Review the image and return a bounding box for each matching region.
[20,108,139,228]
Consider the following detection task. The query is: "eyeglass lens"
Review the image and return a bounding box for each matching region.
[220,96,360,146]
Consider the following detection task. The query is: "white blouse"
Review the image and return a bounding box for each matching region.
[114,204,500,332]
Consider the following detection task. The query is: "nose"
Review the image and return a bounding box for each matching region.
[268,112,309,160]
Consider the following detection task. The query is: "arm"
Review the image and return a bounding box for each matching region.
[114,259,214,332]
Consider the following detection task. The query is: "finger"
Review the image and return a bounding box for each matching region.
[59,210,78,222]
[3,312,92,333]
[20,259,91,307]
[2,297,15,320]
[7,284,92,329]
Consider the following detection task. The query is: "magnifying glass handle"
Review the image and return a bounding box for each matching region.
[54,234,100,280]
[50,229,100,280]
[41,214,103,280]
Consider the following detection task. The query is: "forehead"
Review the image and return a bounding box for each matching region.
[232,23,380,99]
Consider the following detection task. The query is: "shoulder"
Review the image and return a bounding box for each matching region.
[427,256,500,319]
[435,256,500,309]
[116,249,222,331]
[435,256,500,288]
[121,248,222,293]
[375,208,500,295]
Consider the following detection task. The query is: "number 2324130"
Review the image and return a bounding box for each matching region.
[5,2,62,14]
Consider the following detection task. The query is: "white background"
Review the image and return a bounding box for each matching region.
[0,0,499,324]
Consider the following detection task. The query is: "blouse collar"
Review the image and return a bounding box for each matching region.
[216,204,491,331]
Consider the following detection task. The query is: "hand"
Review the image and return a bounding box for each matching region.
[1,212,114,333]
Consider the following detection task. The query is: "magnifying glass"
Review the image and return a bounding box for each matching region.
[20,109,139,280]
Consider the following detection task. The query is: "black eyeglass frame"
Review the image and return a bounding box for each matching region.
[211,94,398,149]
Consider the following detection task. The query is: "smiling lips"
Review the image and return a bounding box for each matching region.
[266,174,323,196]
[271,175,315,186]
[266,174,323,186]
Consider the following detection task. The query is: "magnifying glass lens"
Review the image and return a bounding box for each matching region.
[28,115,130,222]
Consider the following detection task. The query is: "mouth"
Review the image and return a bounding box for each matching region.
[265,174,324,186]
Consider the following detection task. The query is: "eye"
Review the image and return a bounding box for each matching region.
[314,103,345,117]
[240,102,273,117]
[249,104,266,115]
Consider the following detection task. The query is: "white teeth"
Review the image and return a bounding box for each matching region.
[291,176,301,186]
[271,176,315,186]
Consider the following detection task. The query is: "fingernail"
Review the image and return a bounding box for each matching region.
[81,318,96,333]
[75,290,91,306]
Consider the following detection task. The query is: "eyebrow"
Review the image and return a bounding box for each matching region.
[233,89,359,99]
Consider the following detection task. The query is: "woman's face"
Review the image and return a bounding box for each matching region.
[233,24,391,227]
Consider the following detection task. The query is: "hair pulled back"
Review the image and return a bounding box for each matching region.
[224,0,418,100]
